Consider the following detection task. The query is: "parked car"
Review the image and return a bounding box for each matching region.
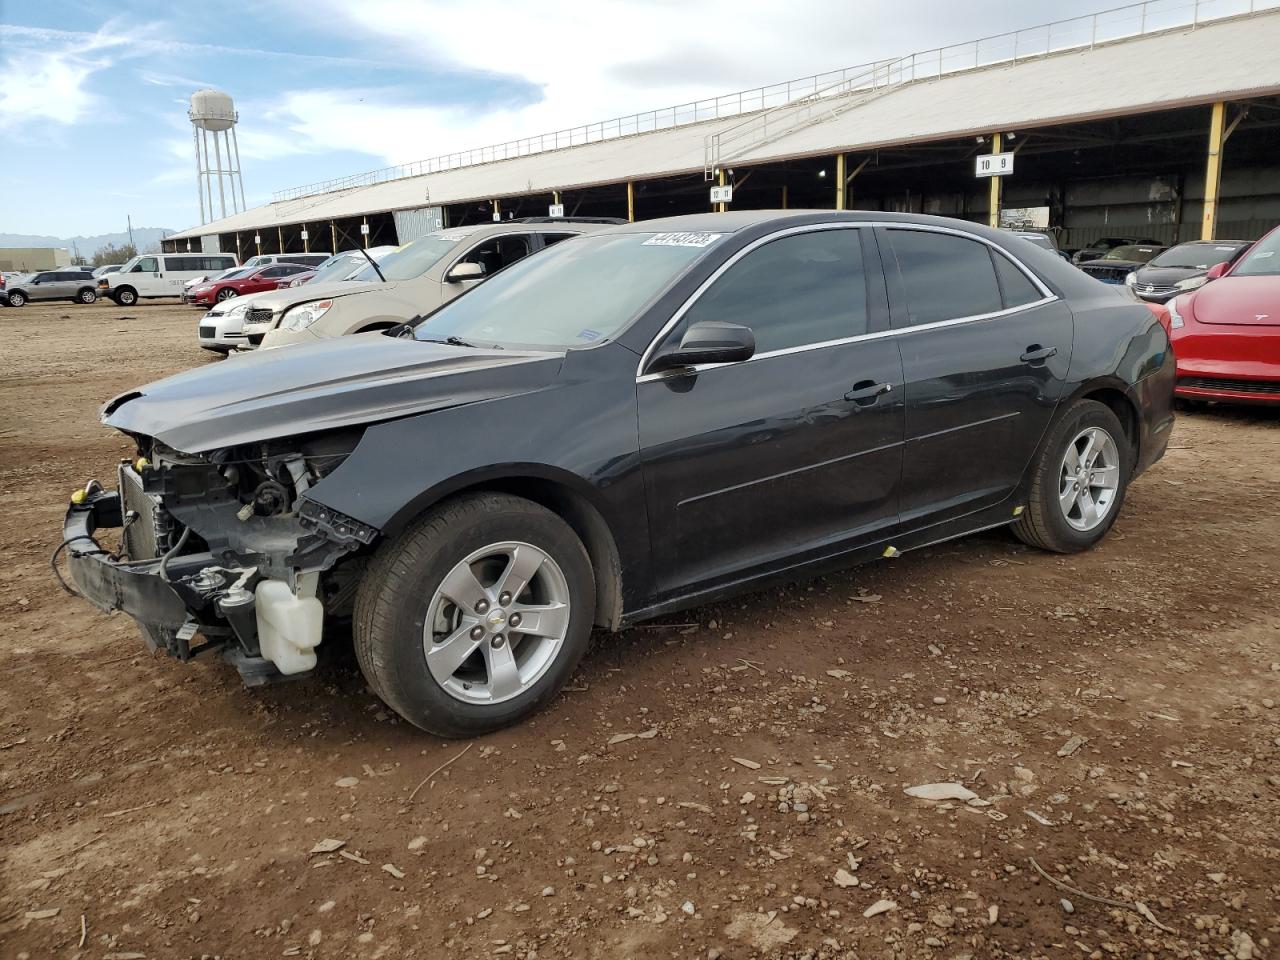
[1006,230,1071,262]
[182,266,245,302]
[2,269,98,306]
[241,220,619,349]
[60,210,1174,736]
[241,253,331,270]
[98,253,238,305]
[197,249,399,353]
[186,263,312,306]
[92,264,124,277]
[1166,223,1280,405]
[1072,236,1160,264]
[1077,244,1166,284]
[282,247,400,289]
[1124,239,1252,303]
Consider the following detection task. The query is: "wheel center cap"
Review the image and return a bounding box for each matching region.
[486,609,507,629]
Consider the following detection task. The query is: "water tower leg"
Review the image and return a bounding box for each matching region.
[201,128,215,224]
[230,126,247,213]
[194,126,206,225]
[213,131,228,219]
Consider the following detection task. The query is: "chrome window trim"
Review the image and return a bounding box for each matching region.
[635,220,1058,382]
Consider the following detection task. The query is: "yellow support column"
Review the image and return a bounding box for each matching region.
[717,169,727,213]
[781,184,788,209]
[330,221,337,253]
[362,216,369,249]
[988,133,1003,229]
[1201,101,1226,241]
[627,181,635,223]
[277,226,284,254]
[302,223,309,253]
[234,231,240,262]
[492,199,501,222]
[836,154,846,211]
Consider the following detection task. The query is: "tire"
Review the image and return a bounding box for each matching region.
[6,290,25,307]
[354,492,596,737]
[77,287,97,304]
[114,287,137,306]
[1013,399,1131,553]
[215,287,237,302]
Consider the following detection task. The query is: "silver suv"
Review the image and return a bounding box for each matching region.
[242,219,622,349]
[2,269,99,307]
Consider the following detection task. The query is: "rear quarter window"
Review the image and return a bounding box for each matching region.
[887,230,1003,325]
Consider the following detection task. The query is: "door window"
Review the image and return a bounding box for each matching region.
[460,234,533,276]
[887,230,1002,325]
[259,266,289,278]
[677,229,868,355]
[992,252,1043,309]
[134,257,159,273]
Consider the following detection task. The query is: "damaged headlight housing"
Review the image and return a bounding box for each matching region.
[281,299,333,332]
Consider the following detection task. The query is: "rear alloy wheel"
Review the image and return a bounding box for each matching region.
[216,288,237,302]
[354,493,595,737]
[1013,399,1130,553]
[77,288,96,304]
[7,291,25,307]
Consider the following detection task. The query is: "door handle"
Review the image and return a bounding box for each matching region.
[1020,344,1057,363]
[845,381,893,404]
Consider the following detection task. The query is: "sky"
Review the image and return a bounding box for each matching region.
[0,0,1078,237]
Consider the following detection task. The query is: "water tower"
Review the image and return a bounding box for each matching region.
[189,89,247,225]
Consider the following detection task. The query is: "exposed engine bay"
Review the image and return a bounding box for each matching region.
[64,429,376,684]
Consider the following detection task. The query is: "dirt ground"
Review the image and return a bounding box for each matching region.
[1,298,1277,960]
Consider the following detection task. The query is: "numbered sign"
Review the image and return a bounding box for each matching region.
[548,203,565,218]
[710,185,734,204]
[360,223,370,235]
[975,152,1014,178]
[300,229,309,241]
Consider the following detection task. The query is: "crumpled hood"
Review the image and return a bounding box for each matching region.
[103,333,563,453]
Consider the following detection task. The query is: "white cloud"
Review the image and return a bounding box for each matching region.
[0,24,130,125]
[266,0,1070,176]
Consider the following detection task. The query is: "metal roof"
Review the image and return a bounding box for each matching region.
[170,8,1280,242]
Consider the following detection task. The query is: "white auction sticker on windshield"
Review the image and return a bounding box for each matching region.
[643,232,723,248]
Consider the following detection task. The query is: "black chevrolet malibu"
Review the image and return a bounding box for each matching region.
[61,211,1175,736]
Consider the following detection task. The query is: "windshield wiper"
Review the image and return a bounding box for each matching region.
[419,335,489,349]
[358,247,387,283]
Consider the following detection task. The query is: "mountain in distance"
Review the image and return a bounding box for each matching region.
[0,227,175,259]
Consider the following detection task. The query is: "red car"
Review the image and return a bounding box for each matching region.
[1167,225,1280,405]
[188,263,311,305]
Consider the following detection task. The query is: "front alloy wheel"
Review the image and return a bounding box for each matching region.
[355,492,595,737]
[424,542,571,704]
[216,288,237,302]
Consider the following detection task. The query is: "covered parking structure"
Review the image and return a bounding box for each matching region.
[165,1,1280,261]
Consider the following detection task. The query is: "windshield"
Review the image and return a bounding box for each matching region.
[412,232,721,349]
[308,255,367,284]
[352,235,460,282]
[215,267,253,281]
[1104,245,1162,263]
[1017,234,1054,251]
[1232,231,1279,277]
[1149,242,1241,270]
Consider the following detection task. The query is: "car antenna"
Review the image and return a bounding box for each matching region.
[359,247,387,282]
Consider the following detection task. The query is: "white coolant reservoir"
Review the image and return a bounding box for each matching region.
[255,579,323,674]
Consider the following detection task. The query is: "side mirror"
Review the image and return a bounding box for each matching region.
[1205,262,1229,281]
[446,261,486,283]
[648,321,755,374]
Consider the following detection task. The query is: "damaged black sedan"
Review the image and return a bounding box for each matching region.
[60,211,1175,737]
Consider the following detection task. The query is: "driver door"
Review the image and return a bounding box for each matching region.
[637,226,905,597]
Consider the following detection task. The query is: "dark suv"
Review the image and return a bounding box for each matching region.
[3,269,98,306]
[60,211,1174,737]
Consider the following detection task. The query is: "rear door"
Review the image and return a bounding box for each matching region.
[880,226,1072,529]
[638,225,904,596]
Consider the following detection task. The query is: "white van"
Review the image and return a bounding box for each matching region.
[241,253,331,270]
[98,253,239,305]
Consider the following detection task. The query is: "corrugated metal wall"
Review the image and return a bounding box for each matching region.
[392,206,446,243]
